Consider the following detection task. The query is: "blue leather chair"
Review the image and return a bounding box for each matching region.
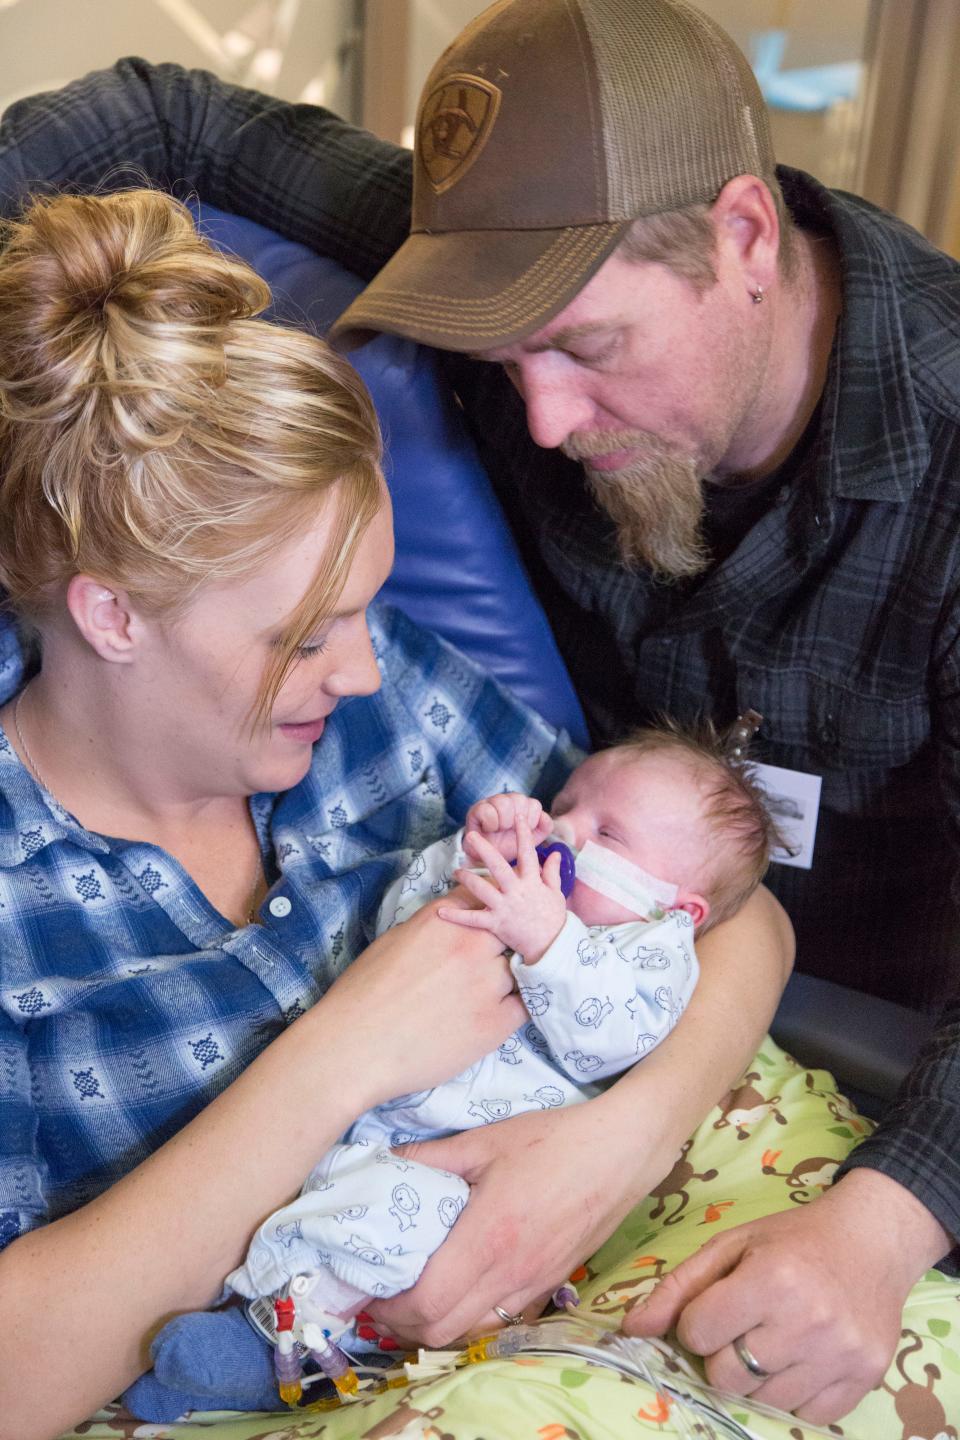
[197,206,932,1117]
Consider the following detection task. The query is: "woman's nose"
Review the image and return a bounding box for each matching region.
[325,623,381,699]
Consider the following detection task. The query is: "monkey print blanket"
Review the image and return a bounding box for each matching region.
[59,1040,959,1440]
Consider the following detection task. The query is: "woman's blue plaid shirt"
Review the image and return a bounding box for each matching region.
[0,605,576,1252]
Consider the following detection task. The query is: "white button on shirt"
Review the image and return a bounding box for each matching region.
[269,896,292,918]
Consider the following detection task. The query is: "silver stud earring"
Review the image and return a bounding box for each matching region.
[751,285,764,304]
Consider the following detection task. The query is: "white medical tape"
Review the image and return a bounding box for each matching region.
[574,840,679,917]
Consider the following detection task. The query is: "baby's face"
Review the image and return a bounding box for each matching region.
[551,748,710,927]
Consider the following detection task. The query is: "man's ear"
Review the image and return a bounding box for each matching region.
[673,892,710,930]
[65,575,140,663]
[711,173,781,295]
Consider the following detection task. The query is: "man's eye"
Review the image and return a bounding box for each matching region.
[566,336,620,367]
[569,347,613,367]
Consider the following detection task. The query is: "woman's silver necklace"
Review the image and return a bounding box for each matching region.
[13,686,265,927]
[13,689,57,800]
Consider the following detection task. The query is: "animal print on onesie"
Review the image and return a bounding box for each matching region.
[227,829,698,1341]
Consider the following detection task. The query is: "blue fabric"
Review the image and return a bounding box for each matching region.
[0,604,576,1252]
[124,1308,280,1419]
[192,205,589,750]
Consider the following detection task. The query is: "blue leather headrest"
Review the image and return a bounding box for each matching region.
[195,207,588,748]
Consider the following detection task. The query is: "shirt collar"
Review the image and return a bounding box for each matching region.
[0,718,109,867]
[780,166,931,505]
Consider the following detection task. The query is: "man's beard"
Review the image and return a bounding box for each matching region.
[563,429,710,581]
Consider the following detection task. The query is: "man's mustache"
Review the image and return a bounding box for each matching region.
[561,429,655,462]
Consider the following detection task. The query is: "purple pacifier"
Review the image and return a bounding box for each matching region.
[535,840,577,898]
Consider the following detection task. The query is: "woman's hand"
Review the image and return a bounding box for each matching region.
[367,1092,647,1345]
[323,893,526,1108]
[625,1168,953,1424]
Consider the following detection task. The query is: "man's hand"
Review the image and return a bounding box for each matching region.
[625,1168,953,1424]
[464,791,552,861]
[438,813,567,961]
[367,1096,642,1346]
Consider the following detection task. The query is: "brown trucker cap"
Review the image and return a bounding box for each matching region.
[331,0,774,353]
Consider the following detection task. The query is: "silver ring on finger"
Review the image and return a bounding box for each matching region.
[733,1334,772,1379]
[493,1305,524,1326]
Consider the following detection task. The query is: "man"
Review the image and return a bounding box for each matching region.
[0,0,956,1424]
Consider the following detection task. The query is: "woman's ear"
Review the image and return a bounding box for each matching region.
[674,892,710,930]
[65,575,140,663]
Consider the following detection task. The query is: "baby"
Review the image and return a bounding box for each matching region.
[126,725,778,1418]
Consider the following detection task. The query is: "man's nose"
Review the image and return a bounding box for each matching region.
[512,360,594,451]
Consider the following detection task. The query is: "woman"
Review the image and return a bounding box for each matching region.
[0,189,791,1440]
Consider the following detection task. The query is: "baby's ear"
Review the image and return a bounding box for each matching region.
[673,892,709,930]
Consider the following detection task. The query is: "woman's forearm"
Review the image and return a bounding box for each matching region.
[0,994,365,1440]
[596,885,795,1189]
[0,909,522,1440]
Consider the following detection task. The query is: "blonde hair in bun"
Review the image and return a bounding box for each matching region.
[0,188,383,720]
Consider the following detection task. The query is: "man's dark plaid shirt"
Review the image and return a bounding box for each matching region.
[0,59,957,1252]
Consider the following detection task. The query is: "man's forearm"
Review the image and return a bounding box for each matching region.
[0,58,412,278]
[835,996,960,1269]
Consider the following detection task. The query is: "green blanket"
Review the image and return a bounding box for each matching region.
[62,1041,960,1440]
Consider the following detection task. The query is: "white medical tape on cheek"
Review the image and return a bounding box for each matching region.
[575,840,679,917]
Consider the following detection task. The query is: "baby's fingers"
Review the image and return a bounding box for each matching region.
[468,800,502,834]
[486,792,541,832]
[524,797,543,830]
[542,850,563,890]
[463,831,517,888]
[454,866,503,909]
[489,793,520,829]
[514,812,541,877]
[437,904,496,931]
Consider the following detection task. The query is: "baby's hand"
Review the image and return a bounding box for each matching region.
[438,813,566,963]
[464,792,552,862]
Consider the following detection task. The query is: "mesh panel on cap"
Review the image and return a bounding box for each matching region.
[580,0,774,218]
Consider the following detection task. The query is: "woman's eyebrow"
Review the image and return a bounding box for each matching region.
[262,609,349,645]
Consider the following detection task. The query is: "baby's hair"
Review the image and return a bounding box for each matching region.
[0,189,383,723]
[616,718,786,930]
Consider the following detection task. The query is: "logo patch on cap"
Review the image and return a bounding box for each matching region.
[418,73,501,195]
